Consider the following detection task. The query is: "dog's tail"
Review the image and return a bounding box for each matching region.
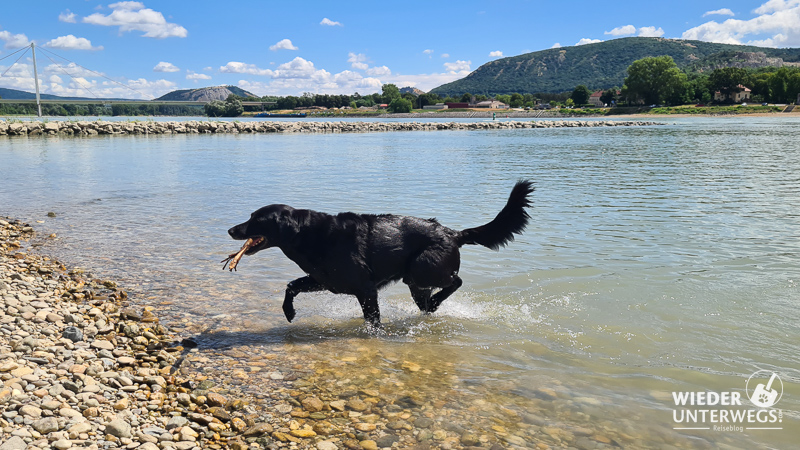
[458,180,534,250]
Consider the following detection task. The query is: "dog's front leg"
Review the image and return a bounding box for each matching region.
[283,276,324,322]
[356,287,381,327]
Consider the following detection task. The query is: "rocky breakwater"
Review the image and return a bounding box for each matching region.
[0,218,289,450]
[0,119,661,137]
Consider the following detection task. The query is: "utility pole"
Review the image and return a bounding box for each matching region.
[30,43,42,117]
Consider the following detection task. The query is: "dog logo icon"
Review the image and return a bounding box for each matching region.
[746,371,783,408]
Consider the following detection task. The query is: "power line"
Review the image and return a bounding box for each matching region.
[0,47,30,78]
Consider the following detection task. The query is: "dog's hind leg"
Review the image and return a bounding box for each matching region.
[425,273,462,314]
[408,285,434,313]
[283,276,324,323]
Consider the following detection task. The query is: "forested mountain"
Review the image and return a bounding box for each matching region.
[430,37,800,96]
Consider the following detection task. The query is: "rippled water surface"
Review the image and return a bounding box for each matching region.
[2,116,799,448]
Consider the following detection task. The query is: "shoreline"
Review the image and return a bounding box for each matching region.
[0,119,661,137]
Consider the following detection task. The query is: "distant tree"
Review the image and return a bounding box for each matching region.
[600,88,617,106]
[381,84,401,103]
[205,95,244,117]
[509,93,524,108]
[460,93,473,103]
[570,85,591,105]
[709,68,752,102]
[565,98,575,107]
[624,56,686,105]
[387,97,412,113]
[417,93,441,108]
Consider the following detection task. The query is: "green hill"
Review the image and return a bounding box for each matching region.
[155,86,256,102]
[430,37,800,96]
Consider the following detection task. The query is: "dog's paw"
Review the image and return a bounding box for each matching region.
[283,306,296,323]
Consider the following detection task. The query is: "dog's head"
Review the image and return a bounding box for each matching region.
[227,204,294,255]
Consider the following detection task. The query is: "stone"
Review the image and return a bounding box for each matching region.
[359,440,378,450]
[317,441,338,450]
[52,439,72,450]
[91,339,114,350]
[105,418,132,438]
[290,428,317,438]
[166,416,189,430]
[136,444,160,450]
[0,436,27,450]
[32,417,60,434]
[375,435,399,447]
[19,404,42,417]
[206,392,227,407]
[302,396,324,412]
[242,423,273,436]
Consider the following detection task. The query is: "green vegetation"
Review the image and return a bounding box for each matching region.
[429,37,800,97]
[622,56,687,105]
[204,95,244,117]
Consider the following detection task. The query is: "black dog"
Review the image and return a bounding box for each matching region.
[227,180,533,326]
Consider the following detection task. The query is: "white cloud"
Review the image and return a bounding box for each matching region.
[604,25,663,37]
[153,61,179,72]
[576,38,602,46]
[638,26,665,37]
[551,43,562,48]
[423,49,434,55]
[186,71,211,81]
[682,0,800,47]
[440,53,450,58]
[366,65,391,76]
[443,60,471,73]
[347,52,369,70]
[45,35,103,51]
[320,18,342,26]
[489,50,504,57]
[605,25,637,36]
[0,30,30,49]
[83,2,188,38]
[59,10,77,23]
[704,8,735,17]
[220,61,273,76]
[269,38,298,51]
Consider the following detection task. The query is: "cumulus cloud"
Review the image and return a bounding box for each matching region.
[366,65,391,76]
[320,18,342,26]
[347,52,369,70]
[440,53,450,58]
[443,60,471,73]
[186,71,211,81]
[605,25,637,36]
[0,30,30,49]
[269,39,299,51]
[638,26,665,37]
[153,61,179,72]
[704,8,735,17]
[83,2,188,38]
[59,10,77,23]
[423,49,434,55]
[489,50,504,57]
[576,38,602,45]
[45,35,104,51]
[220,61,273,76]
[682,0,800,46]
[605,25,664,37]
[551,42,562,48]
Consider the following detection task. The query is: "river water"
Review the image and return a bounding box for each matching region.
[1,116,798,448]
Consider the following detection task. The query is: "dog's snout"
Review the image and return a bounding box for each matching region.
[228,224,245,239]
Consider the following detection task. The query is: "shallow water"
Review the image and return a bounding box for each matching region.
[1,116,798,448]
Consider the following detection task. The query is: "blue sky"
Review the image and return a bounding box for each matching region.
[1,1,799,99]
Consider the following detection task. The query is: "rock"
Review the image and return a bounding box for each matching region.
[61,326,83,342]
[347,398,369,412]
[302,396,324,412]
[90,339,114,350]
[52,439,72,450]
[105,418,132,438]
[136,444,160,450]
[242,423,273,436]
[375,434,399,447]
[359,440,378,450]
[317,441,338,450]
[206,392,227,407]
[413,417,434,428]
[329,400,347,411]
[32,417,59,434]
[290,428,317,438]
[0,436,27,450]
[19,404,42,418]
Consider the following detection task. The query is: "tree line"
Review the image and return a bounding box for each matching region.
[605,57,800,106]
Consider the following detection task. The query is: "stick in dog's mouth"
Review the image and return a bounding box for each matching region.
[221,237,264,271]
